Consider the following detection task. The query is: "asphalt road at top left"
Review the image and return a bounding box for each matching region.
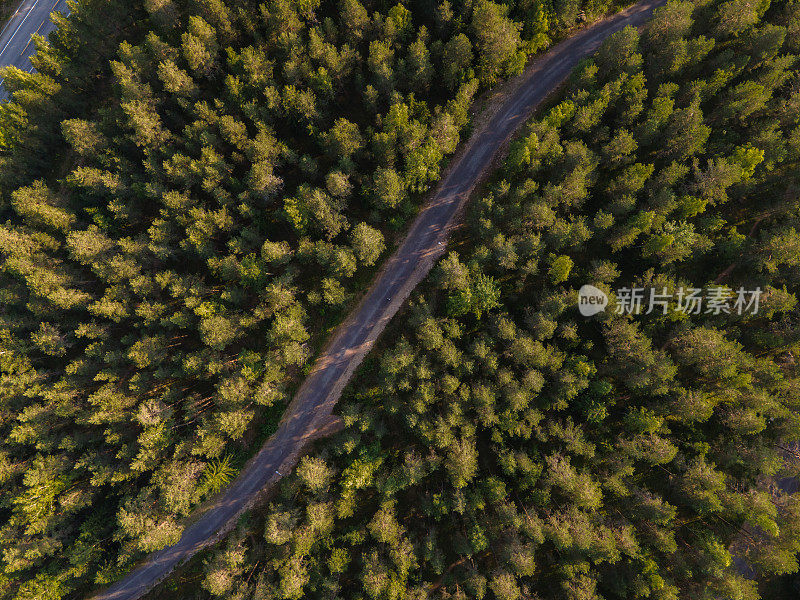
[0,0,70,99]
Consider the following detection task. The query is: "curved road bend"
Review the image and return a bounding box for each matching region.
[91,1,667,598]
[0,0,69,99]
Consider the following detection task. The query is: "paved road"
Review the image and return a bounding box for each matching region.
[0,0,69,98]
[89,1,666,598]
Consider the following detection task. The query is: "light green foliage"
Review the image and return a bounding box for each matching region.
[472,1,524,85]
[350,222,385,267]
[201,455,236,495]
[548,255,574,283]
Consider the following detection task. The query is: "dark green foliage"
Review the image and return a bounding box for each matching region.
[164,2,800,599]
[0,0,629,598]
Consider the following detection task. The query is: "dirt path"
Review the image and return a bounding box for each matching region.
[89,2,666,598]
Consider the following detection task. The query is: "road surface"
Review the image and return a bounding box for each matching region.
[89,1,667,598]
[0,0,69,98]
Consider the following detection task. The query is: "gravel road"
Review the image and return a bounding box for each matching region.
[90,1,667,598]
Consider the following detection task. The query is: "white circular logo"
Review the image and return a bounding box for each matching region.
[577,284,608,316]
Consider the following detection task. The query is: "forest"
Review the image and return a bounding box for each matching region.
[0,0,641,599]
[136,0,800,598]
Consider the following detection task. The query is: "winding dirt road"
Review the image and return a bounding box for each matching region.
[90,1,666,598]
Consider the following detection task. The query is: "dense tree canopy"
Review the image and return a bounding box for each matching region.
[147,1,800,599]
[0,0,626,598]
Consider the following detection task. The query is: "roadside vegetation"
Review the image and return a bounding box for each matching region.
[148,1,800,599]
[0,0,635,598]
[0,1,18,29]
